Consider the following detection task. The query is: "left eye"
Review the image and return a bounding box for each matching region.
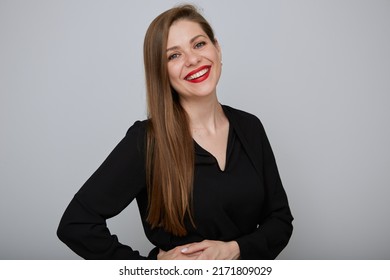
[195,41,206,49]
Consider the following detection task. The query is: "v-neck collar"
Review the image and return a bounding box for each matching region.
[193,106,235,172]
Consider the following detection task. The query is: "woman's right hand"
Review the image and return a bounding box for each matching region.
[157,245,202,260]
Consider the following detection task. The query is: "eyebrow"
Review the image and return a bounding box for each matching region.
[166,34,207,52]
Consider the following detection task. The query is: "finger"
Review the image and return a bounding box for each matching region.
[194,249,215,260]
[195,253,208,260]
[181,241,210,254]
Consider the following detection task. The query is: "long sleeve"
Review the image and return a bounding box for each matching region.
[57,121,149,259]
[225,106,293,259]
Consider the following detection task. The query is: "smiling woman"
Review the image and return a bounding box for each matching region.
[57,4,293,260]
[166,20,221,99]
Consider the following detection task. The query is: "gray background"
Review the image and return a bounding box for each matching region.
[1,0,389,259]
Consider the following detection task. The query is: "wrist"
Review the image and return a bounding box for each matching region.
[227,241,240,260]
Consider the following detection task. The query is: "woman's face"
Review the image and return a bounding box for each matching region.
[166,20,222,101]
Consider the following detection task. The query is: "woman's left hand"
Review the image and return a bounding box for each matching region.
[180,240,240,260]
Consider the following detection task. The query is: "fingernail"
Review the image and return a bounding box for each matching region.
[181,247,188,253]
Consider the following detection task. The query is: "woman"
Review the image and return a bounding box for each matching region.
[57,4,293,260]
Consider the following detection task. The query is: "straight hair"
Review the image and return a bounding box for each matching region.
[143,4,216,236]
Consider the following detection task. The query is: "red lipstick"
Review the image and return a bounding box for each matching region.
[184,65,211,83]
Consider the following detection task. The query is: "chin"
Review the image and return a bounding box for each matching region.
[186,88,216,99]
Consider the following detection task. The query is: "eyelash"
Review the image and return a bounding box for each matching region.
[194,41,206,49]
[168,53,180,61]
[168,41,207,61]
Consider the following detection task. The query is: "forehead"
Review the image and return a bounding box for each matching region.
[167,20,206,46]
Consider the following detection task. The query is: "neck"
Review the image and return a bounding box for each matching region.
[180,95,225,133]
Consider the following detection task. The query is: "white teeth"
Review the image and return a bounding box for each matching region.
[186,68,209,80]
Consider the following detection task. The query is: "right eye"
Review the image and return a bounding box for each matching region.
[168,53,180,60]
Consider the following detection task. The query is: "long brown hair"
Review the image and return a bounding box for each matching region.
[143,4,216,236]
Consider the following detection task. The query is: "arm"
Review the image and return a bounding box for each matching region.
[57,121,149,259]
[235,118,293,259]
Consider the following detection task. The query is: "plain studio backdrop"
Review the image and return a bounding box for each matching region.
[1,0,389,259]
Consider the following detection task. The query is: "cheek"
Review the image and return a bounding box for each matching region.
[167,64,182,82]
[212,51,220,63]
[167,66,183,94]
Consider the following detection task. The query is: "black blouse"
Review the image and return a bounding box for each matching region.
[57,105,293,259]
[190,124,264,240]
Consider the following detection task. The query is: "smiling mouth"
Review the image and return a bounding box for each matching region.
[184,66,211,83]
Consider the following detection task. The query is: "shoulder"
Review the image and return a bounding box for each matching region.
[125,119,149,136]
[222,105,264,132]
[122,119,150,151]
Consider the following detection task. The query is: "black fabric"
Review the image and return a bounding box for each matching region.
[57,105,293,259]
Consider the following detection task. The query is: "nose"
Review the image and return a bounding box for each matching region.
[185,50,201,67]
